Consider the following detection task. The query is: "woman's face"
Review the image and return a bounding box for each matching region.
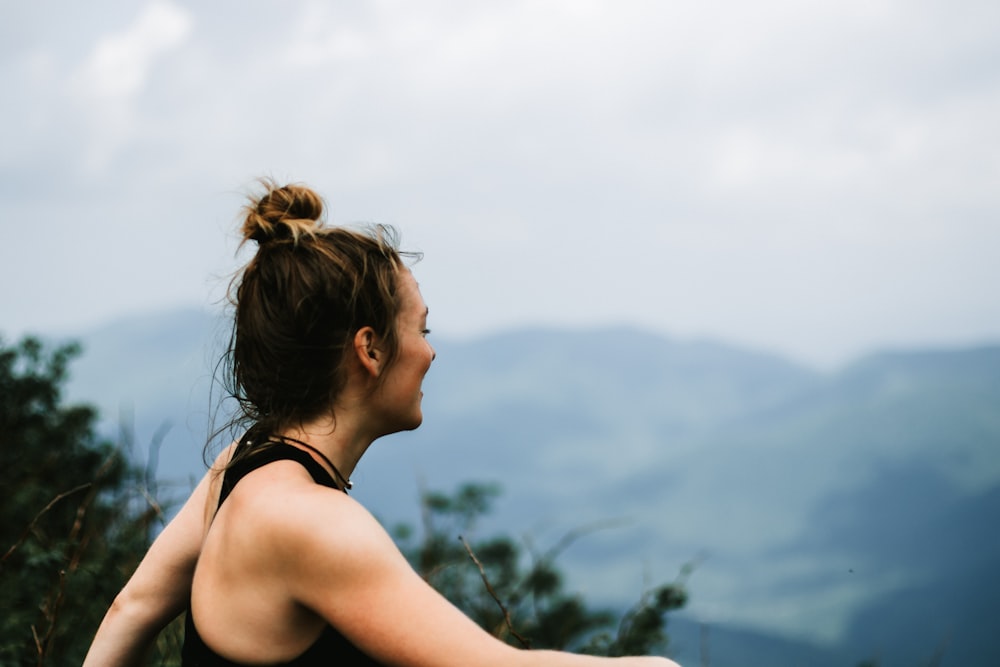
[373,269,435,433]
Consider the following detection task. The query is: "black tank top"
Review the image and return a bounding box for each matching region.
[181,442,383,666]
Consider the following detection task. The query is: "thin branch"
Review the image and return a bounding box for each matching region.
[144,420,173,494]
[459,536,531,649]
[539,518,630,566]
[421,559,465,585]
[138,486,167,525]
[31,624,42,661]
[614,585,652,647]
[516,517,628,611]
[1,483,92,566]
[36,454,114,662]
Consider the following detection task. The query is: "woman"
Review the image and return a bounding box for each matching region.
[84,181,680,666]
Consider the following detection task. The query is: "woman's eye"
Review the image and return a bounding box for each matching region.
[421,329,431,336]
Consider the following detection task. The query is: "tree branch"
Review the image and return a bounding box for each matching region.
[1,483,91,566]
[459,536,532,649]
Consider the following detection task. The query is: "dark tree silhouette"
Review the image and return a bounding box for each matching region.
[0,337,166,666]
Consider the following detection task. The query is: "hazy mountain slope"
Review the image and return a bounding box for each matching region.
[667,617,855,667]
[809,470,1000,667]
[61,308,226,483]
[613,345,1000,648]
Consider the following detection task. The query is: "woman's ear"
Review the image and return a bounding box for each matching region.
[353,327,383,377]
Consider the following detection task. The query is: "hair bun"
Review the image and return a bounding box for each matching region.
[242,180,325,245]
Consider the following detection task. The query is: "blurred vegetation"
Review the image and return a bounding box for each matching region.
[395,481,688,655]
[0,337,686,665]
[0,337,176,665]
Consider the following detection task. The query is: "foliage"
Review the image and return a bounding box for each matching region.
[394,481,689,657]
[0,337,169,666]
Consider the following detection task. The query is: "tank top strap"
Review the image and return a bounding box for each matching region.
[219,442,341,509]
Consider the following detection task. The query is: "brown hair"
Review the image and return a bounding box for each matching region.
[219,180,412,449]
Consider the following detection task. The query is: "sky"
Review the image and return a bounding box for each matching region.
[2,0,999,369]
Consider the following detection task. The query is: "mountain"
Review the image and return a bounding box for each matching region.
[60,308,227,483]
[49,309,1000,666]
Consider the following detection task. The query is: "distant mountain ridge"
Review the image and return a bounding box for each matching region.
[46,308,1000,666]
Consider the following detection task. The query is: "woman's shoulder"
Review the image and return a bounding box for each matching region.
[225,463,389,562]
[197,460,391,617]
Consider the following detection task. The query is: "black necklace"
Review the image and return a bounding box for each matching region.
[272,435,353,491]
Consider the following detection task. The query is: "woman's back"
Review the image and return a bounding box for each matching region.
[186,443,380,666]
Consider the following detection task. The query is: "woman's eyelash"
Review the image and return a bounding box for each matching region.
[421,329,431,335]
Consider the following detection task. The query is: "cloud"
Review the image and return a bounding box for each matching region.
[1,0,999,366]
[68,1,193,170]
[77,0,193,100]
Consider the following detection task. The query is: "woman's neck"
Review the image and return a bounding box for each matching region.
[278,415,370,485]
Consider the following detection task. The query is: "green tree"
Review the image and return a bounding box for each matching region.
[393,482,689,657]
[0,337,165,666]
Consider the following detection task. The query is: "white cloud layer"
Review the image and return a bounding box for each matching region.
[1,0,999,367]
[77,0,193,100]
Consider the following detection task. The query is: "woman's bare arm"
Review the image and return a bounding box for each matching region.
[82,446,232,667]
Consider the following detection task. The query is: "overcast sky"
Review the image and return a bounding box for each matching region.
[2,0,999,368]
